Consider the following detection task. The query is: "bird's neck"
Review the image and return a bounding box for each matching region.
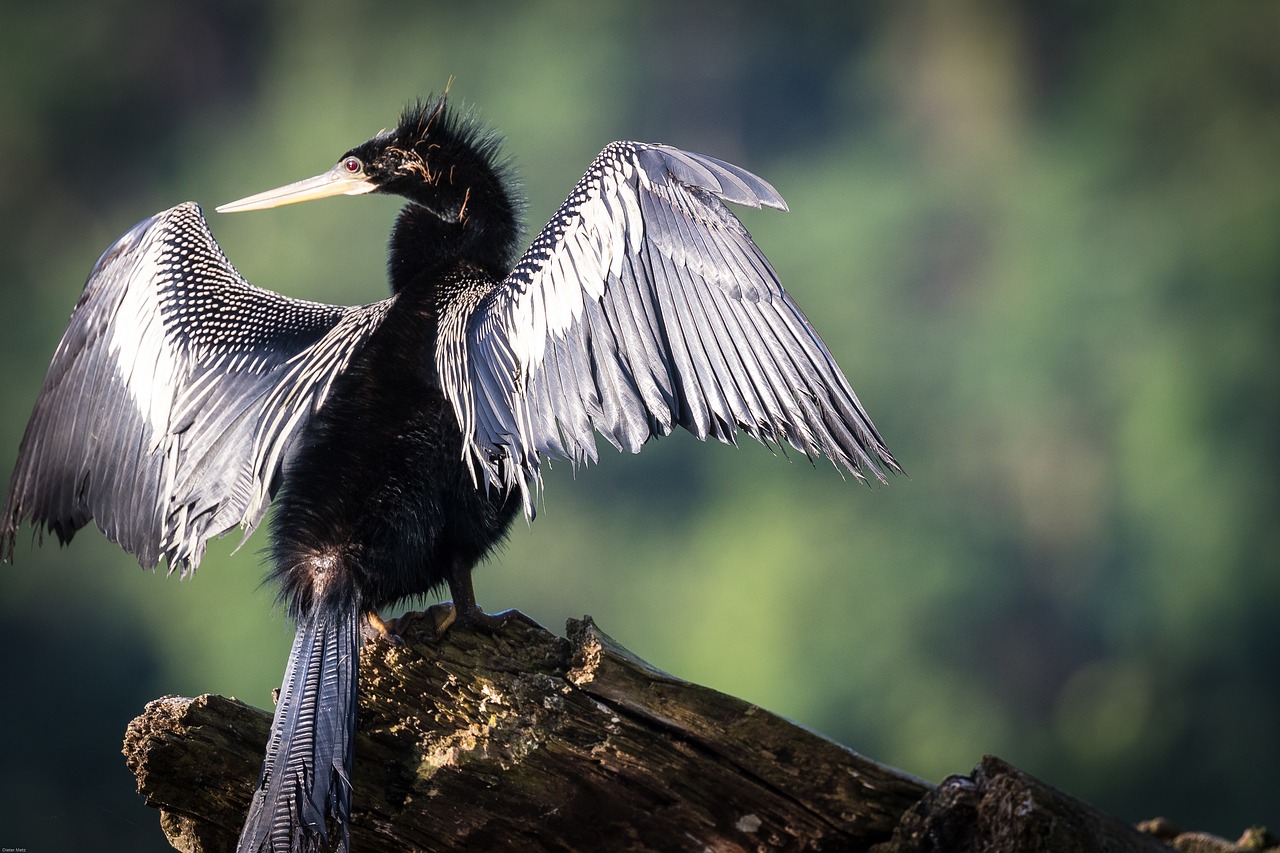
[387,180,520,295]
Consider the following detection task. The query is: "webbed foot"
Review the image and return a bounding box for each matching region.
[365,608,405,645]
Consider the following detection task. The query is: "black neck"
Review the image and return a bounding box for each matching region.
[378,122,519,292]
[385,204,504,293]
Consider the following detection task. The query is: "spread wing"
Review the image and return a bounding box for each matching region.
[1,202,392,573]
[439,142,899,510]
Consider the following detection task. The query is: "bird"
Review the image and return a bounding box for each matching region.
[1,92,899,852]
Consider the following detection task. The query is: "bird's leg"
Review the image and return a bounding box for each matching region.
[445,562,515,631]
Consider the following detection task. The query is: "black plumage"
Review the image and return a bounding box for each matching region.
[1,94,899,851]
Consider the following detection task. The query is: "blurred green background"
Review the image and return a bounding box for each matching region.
[2,1,1277,849]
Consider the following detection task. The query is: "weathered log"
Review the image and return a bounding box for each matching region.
[123,609,1274,853]
[871,756,1172,853]
[124,609,929,851]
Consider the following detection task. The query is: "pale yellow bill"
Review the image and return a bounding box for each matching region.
[217,161,378,213]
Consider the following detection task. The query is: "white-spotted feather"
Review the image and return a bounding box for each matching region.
[1,202,392,573]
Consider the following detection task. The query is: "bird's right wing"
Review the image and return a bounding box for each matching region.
[1,202,392,574]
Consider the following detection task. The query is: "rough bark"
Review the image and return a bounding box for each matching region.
[122,609,1274,853]
[871,757,1171,853]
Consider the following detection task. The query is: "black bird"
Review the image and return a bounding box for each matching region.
[1,94,898,851]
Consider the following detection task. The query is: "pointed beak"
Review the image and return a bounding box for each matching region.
[216,161,379,213]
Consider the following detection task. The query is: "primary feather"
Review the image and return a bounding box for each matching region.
[440,141,896,511]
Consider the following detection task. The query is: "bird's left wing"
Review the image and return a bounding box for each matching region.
[439,142,898,511]
[1,202,392,573]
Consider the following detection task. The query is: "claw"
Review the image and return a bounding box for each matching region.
[454,603,517,631]
[424,601,458,637]
[424,600,515,639]
[365,609,404,645]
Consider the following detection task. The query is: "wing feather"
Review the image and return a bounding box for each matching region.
[1,202,391,572]
[440,142,899,511]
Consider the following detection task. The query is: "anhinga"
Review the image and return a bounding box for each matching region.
[1,94,899,851]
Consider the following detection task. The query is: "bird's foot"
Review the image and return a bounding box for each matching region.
[364,609,405,645]
[424,600,517,639]
[439,566,517,635]
[455,603,518,631]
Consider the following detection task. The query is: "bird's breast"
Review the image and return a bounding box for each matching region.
[267,302,517,616]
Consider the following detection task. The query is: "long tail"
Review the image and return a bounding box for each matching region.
[237,602,361,853]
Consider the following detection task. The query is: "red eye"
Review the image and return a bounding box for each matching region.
[343,157,362,174]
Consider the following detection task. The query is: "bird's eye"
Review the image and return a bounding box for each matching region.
[342,157,363,174]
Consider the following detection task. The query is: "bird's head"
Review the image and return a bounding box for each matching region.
[218,93,522,278]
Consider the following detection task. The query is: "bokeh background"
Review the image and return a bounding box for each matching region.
[2,1,1277,849]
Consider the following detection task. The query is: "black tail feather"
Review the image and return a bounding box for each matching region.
[237,603,361,853]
